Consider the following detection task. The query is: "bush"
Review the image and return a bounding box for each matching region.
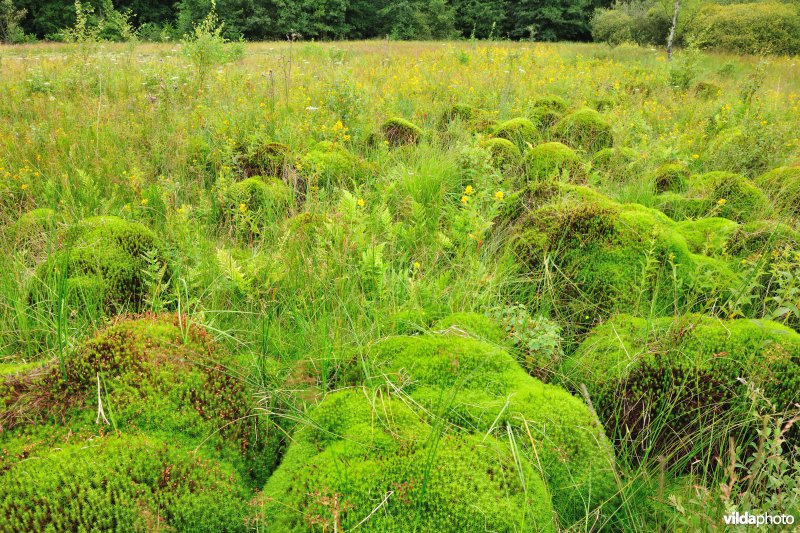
[552,108,614,153]
[688,2,800,56]
[382,117,424,145]
[257,387,556,531]
[567,314,800,464]
[29,216,169,313]
[523,142,584,183]
[755,166,800,221]
[591,9,634,46]
[492,117,539,148]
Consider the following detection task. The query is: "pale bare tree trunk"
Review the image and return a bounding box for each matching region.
[667,0,680,60]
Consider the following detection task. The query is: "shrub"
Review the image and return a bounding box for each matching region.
[552,108,614,153]
[755,166,800,221]
[382,117,424,145]
[522,142,584,183]
[591,9,634,46]
[30,216,168,313]
[0,433,250,531]
[492,117,539,148]
[567,314,800,464]
[688,2,800,56]
[256,387,555,531]
[359,334,618,525]
[479,137,521,168]
[653,163,690,193]
[224,176,292,237]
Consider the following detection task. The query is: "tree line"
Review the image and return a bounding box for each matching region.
[4,0,613,42]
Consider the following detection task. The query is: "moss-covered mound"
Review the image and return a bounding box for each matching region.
[653,163,690,193]
[0,433,250,532]
[657,171,768,223]
[242,140,291,177]
[0,315,276,484]
[703,127,773,177]
[492,117,539,148]
[360,334,618,525]
[592,147,638,173]
[522,142,584,183]
[439,104,495,132]
[755,166,800,222]
[566,314,800,462]
[480,137,521,168]
[552,108,613,153]
[528,95,569,129]
[509,183,738,324]
[431,311,507,344]
[300,141,372,188]
[675,217,739,255]
[30,216,168,313]
[382,117,424,146]
[727,219,800,258]
[257,387,555,532]
[224,176,293,236]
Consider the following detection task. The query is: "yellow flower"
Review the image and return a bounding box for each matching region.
[464,185,474,195]
[140,198,149,206]
[717,198,727,206]
[20,183,28,190]
[494,190,504,201]
[691,154,700,159]
[460,195,469,204]
[357,198,365,207]
[413,261,421,269]
[239,203,248,213]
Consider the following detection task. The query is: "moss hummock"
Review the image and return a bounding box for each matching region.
[653,163,690,193]
[480,137,521,168]
[523,141,584,183]
[492,117,539,148]
[224,176,293,236]
[657,171,768,223]
[755,166,800,221]
[382,117,424,145]
[528,95,569,129]
[552,108,613,153]
[300,141,372,188]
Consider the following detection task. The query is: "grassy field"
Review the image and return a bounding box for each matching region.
[1,40,799,531]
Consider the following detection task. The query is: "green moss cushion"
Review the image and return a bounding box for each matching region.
[552,108,613,153]
[493,117,539,148]
[755,166,800,222]
[523,142,584,183]
[258,387,555,532]
[382,117,424,145]
[300,140,373,188]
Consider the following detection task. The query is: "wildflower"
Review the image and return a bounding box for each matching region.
[20,183,28,190]
[460,195,469,204]
[413,261,421,270]
[494,190,504,201]
[141,198,149,206]
[717,198,727,206]
[668,252,675,261]
[357,198,365,207]
[691,154,700,159]
[464,185,474,195]
[239,203,248,213]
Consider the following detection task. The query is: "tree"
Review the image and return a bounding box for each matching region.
[0,0,27,43]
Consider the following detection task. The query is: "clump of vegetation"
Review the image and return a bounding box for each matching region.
[382,117,424,145]
[492,117,539,148]
[223,176,293,237]
[528,95,569,128]
[299,141,371,188]
[567,314,800,465]
[755,166,800,221]
[241,140,291,178]
[552,108,614,153]
[522,141,584,183]
[653,162,690,193]
[480,137,521,168]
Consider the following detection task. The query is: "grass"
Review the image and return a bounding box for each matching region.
[1,39,799,531]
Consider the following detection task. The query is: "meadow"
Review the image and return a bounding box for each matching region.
[0,37,799,531]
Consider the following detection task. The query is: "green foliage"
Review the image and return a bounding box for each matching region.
[675,217,738,255]
[181,2,244,84]
[382,117,424,146]
[653,162,689,193]
[479,137,521,169]
[552,108,613,153]
[299,140,371,188]
[523,141,584,183]
[591,8,633,46]
[688,171,768,223]
[591,146,639,182]
[257,387,555,531]
[528,95,569,129]
[689,2,800,56]
[703,127,776,178]
[0,0,30,43]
